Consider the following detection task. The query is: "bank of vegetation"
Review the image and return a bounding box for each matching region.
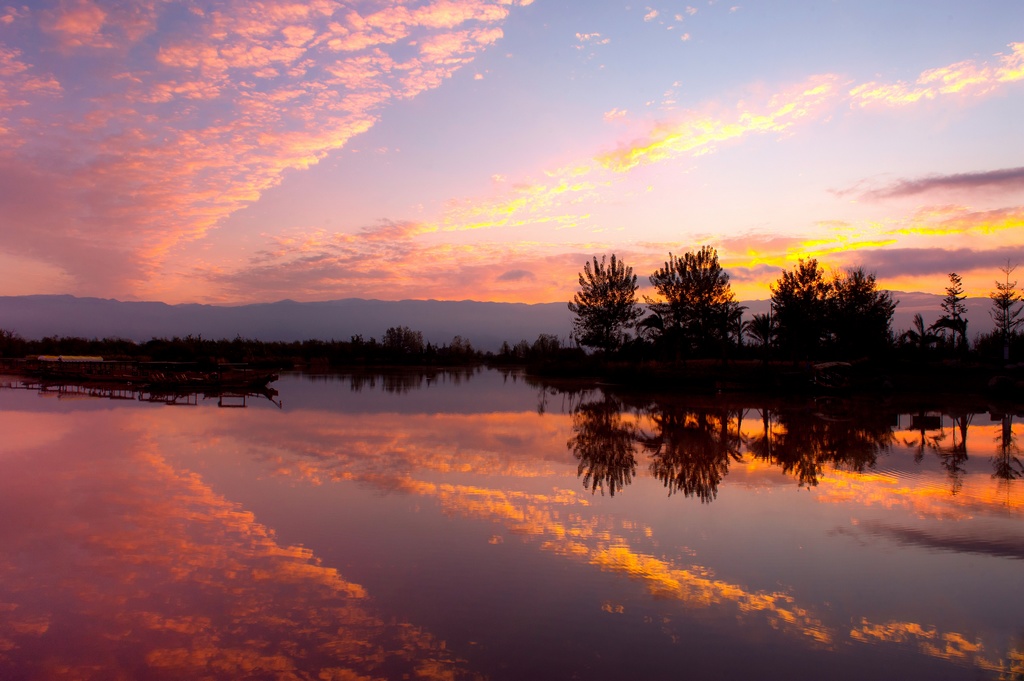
[1,247,1022,397]
[0,326,481,370]
[548,248,1024,397]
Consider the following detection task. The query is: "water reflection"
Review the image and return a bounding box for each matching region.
[0,408,471,680]
[642,407,743,503]
[1,371,1022,680]
[927,412,973,495]
[567,397,897,499]
[565,391,1024,512]
[993,411,1023,482]
[342,367,481,394]
[761,403,893,488]
[568,395,638,496]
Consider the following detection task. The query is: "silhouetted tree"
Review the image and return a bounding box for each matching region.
[0,328,27,358]
[770,259,831,360]
[990,261,1023,362]
[932,272,968,353]
[743,312,776,358]
[899,313,939,355]
[568,254,642,353]
[645,246,742,357]
[532,334,561,355]
[635,312,665,344]
[829,267,897,356]
[382,326,425,356]
[770,261,896,360]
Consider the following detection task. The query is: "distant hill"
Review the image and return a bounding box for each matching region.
[0,293,998,351]
[0,296,574,352]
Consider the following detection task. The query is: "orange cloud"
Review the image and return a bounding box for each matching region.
[850,618,1020,675]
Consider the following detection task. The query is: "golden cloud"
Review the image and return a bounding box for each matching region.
[851,42,1024,107]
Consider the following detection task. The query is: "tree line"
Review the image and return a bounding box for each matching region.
[0,326,482,368]
[567,248,1024,363]
[1,254,1020,369]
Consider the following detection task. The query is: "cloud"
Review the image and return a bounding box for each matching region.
[0,0,529,297]
[39,0,111,48]
[421,75,843,238]
[858,166,1024,200]
[851,41,1024,107]
[603,107,628,122]
[496,268,536,282]
[195,227,589,303]
[596,75,841,173]
[835,246,1024,280]
[890,205,1024,239]
[5,11,1022,305]
[727,263,785,285]
[574,31,610,49]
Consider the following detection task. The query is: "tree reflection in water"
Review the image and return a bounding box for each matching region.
[567,395,639,496]
[927,412,973,495]
[567,393,898,499]
[760,403,894,488]
[641,407,744,503]
[992,412,1023,482]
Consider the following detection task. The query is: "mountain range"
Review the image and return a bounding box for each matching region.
[0,293,998,352]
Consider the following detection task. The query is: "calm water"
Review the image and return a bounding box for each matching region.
[1,368,1022,680]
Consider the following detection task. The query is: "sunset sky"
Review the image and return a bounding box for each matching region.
[1,0,1022,305]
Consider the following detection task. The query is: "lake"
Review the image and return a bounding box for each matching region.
[1,368,1021,680]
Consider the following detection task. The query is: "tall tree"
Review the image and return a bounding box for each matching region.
[770,259,831,360]
[932,272,968,353]
[830,267,897,356]
[646,246,741,356]
[990,261,1023,362]
[568,254,642,353]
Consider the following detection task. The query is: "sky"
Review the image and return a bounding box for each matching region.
[1,0,1022,305]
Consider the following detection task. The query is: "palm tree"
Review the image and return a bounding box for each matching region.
[742,311,776,361]
[900,313,938,355]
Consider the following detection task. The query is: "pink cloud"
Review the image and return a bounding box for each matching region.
[0,0,529,298]
[40,0,109,48]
